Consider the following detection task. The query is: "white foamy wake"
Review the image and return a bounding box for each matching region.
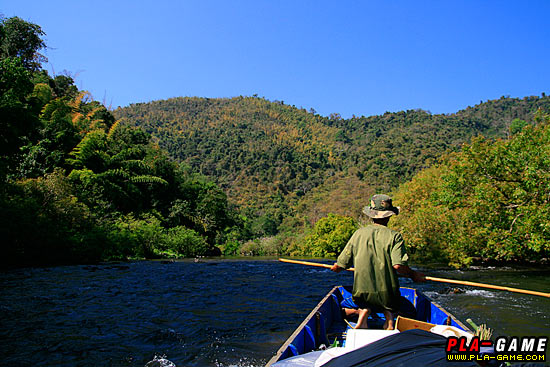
[144,355,176,367]
[460,289,498,298]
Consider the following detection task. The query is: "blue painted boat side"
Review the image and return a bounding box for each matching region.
[400,286,470,331]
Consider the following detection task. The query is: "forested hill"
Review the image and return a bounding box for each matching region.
[114,95,550,237]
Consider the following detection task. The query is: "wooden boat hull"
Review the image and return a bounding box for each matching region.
[266,285,471,366]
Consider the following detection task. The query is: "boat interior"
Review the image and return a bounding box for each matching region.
[266,285,471,365]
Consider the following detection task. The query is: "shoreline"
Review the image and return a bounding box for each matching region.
[3,255,549,271]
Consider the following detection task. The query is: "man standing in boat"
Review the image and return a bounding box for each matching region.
[331,194,425,330]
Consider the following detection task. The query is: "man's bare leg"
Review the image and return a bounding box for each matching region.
[355,308,371,329]
[343,308,360,318]
[382,310,396,330]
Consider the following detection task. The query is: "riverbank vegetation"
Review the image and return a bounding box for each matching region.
[0,16,240,267]
[2,16,549,267]
[392,111,550,267]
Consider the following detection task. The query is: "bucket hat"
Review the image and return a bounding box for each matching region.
[363,194,400,218]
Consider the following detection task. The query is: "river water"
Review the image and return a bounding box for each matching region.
[0,259,548,366]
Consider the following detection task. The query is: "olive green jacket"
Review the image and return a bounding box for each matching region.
[336,224,409,312]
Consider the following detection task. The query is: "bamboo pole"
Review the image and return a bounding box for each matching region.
[424,276,550,298]
[278,258,550,298]
[278,258,355,271]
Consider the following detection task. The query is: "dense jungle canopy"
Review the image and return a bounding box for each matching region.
[1,16,238,267]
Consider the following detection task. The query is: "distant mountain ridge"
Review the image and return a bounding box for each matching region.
[114,94,550,236]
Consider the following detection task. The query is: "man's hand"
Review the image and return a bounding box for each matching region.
[411,271,426,283]
[331,263,343,273]
[393,264,426,282]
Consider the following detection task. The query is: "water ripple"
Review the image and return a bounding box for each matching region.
[0,261,548,366]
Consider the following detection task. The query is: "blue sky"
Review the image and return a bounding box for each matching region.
[3,1,550,118]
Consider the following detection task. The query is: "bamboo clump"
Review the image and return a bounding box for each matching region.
[475,324,493,340]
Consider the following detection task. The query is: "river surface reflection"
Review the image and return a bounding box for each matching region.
[0,260,548,366]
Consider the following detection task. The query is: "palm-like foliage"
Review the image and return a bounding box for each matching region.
[68,123,168,213]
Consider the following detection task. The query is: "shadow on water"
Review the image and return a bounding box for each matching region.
[0,260,548,366]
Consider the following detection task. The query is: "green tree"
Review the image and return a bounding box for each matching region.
[299,213,358,257]
[509,118,528,136]
[393,111,550,266]
[0,170,106,267]
[0,57,38,178]
[68,123,168,213]
[163,226,209,257]
[0,16,47,71]
[168,178,234,245]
